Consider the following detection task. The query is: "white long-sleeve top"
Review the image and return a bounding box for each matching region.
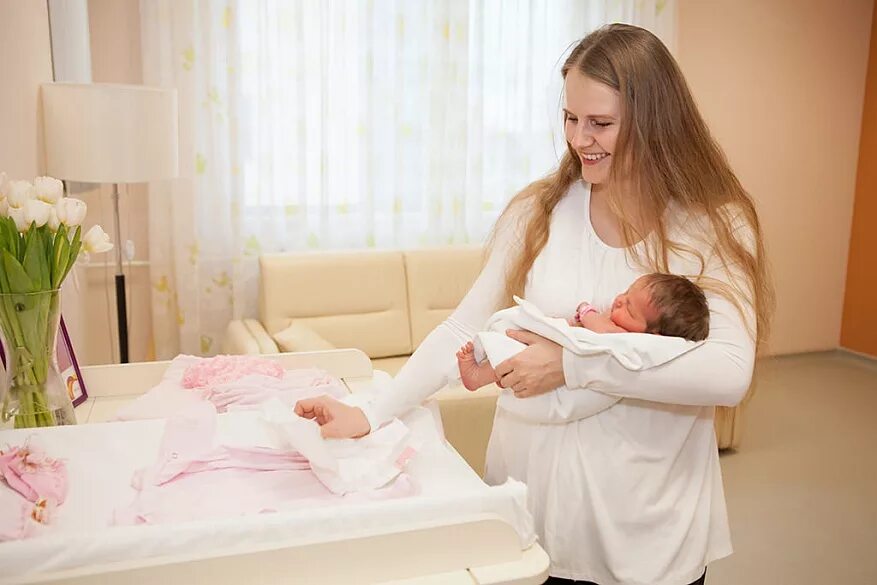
[361,181,755,584]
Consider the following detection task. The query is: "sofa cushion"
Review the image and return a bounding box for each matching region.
[259,251,412,359]
[371,355,411,376]
[404,247,484,347]
[272,322,337,353]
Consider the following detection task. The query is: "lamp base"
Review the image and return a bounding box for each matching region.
[115,273,128,364]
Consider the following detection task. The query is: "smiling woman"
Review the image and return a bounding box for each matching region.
[297,23,770,585]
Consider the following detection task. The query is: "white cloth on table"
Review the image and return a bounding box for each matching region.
[473,297,702,423]
[262,401,418,495]
[0,404,534,579]
[360,180,755,585]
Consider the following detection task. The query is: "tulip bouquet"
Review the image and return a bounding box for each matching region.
[0,173,112,428]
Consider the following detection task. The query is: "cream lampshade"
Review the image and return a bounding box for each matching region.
[41,82,179,363]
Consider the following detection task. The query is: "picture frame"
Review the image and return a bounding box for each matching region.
[0,316,89,407]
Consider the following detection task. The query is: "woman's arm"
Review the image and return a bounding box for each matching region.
[359,207,527,430]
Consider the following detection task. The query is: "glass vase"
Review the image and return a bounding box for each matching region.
[0,290,76,429]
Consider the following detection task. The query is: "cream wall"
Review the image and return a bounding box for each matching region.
[676,0,873,355]
[0,0,52,177]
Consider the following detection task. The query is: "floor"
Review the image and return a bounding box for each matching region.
[709,351,877,584]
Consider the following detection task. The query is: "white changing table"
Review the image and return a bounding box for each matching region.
[10,349,549,585]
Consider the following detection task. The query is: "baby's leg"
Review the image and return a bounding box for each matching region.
[456,342,498,391]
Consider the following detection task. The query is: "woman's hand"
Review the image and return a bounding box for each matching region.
[294,395,371,439]
[494,330,565,398]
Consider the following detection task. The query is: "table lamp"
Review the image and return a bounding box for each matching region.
[41,82,179,363]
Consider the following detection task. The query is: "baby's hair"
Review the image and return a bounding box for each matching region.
[642,273,710,341]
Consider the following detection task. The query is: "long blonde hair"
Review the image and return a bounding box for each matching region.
[491,24,774,352]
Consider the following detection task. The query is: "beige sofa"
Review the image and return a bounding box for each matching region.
[225,247,743,475]
[224,247,501,475]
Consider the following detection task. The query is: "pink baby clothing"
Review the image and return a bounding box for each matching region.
[182,355,285,389]
[0,439,68,541]
[0,440,68,506]
[0,490,39,542]
[114,404,417,526]
[113,355,348,421]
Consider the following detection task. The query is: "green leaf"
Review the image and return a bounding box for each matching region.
[38,228,51,290]
[6,217,21,259]
[0,219,10,256]
[0,252,12,294]
[22,222,36,262]
[42,227,54,286]
[55,245,70,289]
[70,225,81,254]
[2,250,35,293]
[22,229,45,290]
[52,225,68,289]
[62,226,81,281]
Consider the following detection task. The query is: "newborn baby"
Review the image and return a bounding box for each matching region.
[457,273,710,392]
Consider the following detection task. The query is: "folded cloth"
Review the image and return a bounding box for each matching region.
[262,400,419,495]
[471,297,704,424]
[115,402,417,525]
[114,355,348,421]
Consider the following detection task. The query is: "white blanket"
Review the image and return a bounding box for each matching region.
[262,401,419,495]
[474,297,704,423]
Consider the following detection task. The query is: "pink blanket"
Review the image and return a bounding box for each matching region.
[114,355,348,421]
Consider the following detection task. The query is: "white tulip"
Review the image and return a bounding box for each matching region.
[25,199,52,228]
[8,206,28,231]
[82,225,113,254]
[7,180,35,208]
[48,207,60,231]
[55,198,87,227]
[0,172,8,198]
[34,176,64,204]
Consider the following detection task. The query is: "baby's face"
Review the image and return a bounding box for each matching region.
[609,277,660,333]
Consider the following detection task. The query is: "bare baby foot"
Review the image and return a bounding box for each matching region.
[456,341,497,392]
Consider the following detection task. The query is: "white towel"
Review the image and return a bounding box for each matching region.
[261,401,418,495]
[476,296,703,372]
[471,297,704,424]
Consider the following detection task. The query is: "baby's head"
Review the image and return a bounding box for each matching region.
[610,274,710,341]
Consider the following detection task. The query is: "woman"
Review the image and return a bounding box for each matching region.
[296,24,772,585]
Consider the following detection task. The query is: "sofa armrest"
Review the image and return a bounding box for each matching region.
[223,319,280,355]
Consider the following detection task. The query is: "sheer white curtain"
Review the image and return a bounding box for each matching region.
[140,0,676,358]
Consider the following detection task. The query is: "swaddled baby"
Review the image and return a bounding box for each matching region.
[457,273,711,392]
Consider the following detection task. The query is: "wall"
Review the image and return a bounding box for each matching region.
[0,0,53,177]
[842,5,877,358]
[677,0,873,355]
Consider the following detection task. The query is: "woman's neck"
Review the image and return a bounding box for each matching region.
[589,182,655,248]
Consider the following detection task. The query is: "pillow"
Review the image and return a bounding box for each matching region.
[272,322,336,352]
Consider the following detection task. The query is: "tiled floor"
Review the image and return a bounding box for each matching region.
[709,351,877,584]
